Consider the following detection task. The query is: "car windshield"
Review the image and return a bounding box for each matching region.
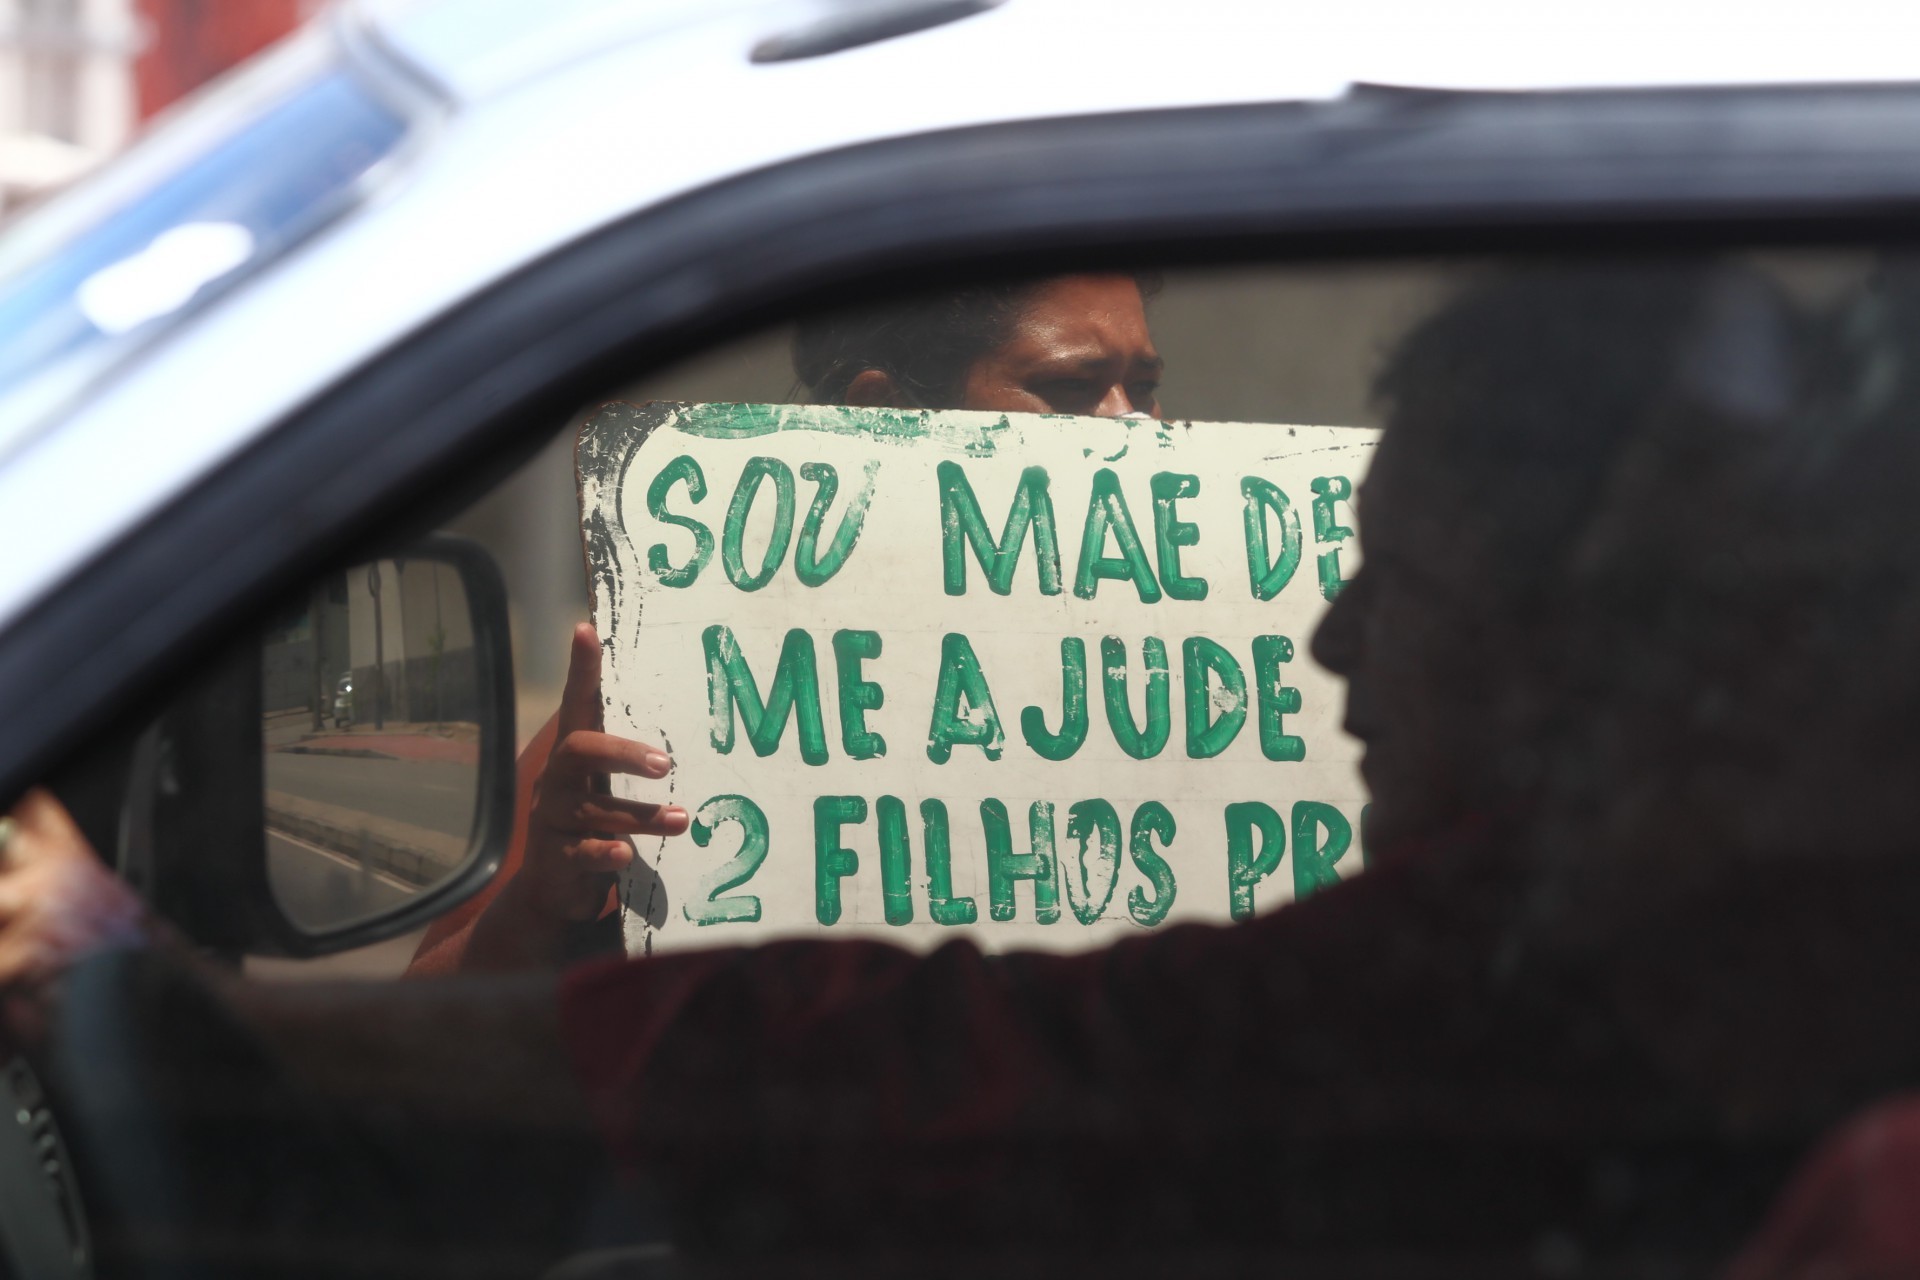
[0,46,413,464]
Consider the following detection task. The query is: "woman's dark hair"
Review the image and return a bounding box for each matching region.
[792,273,1158,408]
[1372,263,1801,608]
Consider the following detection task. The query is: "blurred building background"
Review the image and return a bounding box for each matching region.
[0,0,311,212]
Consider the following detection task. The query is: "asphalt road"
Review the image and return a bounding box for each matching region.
[264,752,475,838]
[268,831,418,932]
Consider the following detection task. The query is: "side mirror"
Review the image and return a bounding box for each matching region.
[127,535,516,958]
[257,536,516,949]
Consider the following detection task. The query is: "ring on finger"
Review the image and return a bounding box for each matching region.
[0,817,18,870]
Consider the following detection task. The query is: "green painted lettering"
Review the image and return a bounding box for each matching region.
[1127,801,1177,926]
[814,794,867,925]
[1241,476,1302,601]
[645,454,713,588]
[1251,634,1305,762]
[832,629,886,760]
[703,625,829,765]
[1150,472,1208,601]
[1101,636,1171,759]
[982,798,1060,924]
[722,456,797,591]
[684,794,769,925]
[1062,799,1122,925]
[1226,801,1285,921]
[1183,636,1247,759]
[938,462,1062,596]
[926,632,1005,763]
[1074,468,1162,602]
[1311,475,1356,601]
[1292,801,1351,900]
[919,799,978,925]
[1020,638,1088,761]
[795,460,879,586]
[875,794,914,926]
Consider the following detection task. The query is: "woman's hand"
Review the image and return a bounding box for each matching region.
[411,623,691,973]
[0,788,149,1046]
[517,623,689,923]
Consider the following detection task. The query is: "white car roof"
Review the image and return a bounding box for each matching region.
[364,0,1920,103]
[0,0,1917,632]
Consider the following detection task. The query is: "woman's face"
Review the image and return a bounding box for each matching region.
[958,274,1164,417]
[1309,423,1532,856]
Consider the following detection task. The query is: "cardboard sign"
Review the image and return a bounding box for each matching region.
[578,402,1376,955]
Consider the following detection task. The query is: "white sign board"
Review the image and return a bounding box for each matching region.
[578,403,1376,955]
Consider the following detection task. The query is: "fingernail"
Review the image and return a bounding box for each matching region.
[664,806,688,824]
[645,750,672,776]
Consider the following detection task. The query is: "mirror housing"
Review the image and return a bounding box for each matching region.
[128,535,516,959]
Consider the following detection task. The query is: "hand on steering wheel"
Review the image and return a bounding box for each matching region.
[0,789,149,1049]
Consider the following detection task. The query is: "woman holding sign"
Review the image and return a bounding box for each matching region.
[405,272,1168,975]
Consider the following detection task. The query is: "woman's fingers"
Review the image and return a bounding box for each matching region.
[9,788,87,858]
[549,729,671,781]
[562,838,638,875]
[0,788,95,887]
[535,792,689,837]
[546,840,634,920]
[0,790,148,1037]
[571,795,687,836]
[555,623,605,740]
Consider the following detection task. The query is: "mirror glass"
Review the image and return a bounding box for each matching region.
[260,557,482,932]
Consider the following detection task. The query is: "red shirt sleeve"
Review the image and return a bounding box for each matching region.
[554,835,1601,1252]
[1725,1095,1920,1280]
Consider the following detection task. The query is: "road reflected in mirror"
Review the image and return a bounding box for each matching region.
[260,557,481,932]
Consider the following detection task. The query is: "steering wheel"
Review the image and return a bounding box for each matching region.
[44,946,437,1280]
[39,947,635,1280]
[0,1052,91,1278]
[42,946,267,1280]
